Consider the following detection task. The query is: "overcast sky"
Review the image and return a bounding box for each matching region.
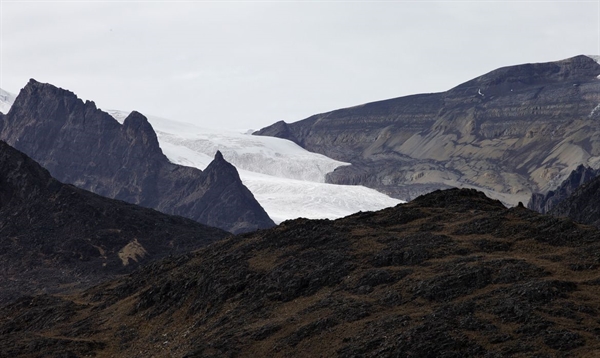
[1,1,599,130]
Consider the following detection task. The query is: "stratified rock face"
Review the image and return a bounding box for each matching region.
[5,188,600,356]
[0,140,229,304]
[0,79,275,233]
[255,55,600,205]
[549,173,600,228]
[527,164,600,213]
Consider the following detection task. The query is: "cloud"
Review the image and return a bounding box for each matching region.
[2,1,598,129]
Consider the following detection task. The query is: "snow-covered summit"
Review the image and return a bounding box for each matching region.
[108,109,403,223]
[0,88,16,115]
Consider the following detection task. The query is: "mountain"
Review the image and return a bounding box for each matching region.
[0,79,274,233]
[3,188,600,356]
[0,87,401,225]
[0,140,229,304]
[527,164,600,213]
[255,55,600,206]
[548,172,600,228]
[106,110,403,223]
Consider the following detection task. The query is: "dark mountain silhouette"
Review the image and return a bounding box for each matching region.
[255,55,600,205]
[528,164,600,213]
[0,140,229,304]
[0,79,275,233]
[4,189,600,356]
[548,173,600,228]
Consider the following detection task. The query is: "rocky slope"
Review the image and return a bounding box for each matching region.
[0,79,274,233]
[527,164,600,213]
[255,55,600,205]
[0,140,229,304]
[548,172,600,228]
[4,189,600,356]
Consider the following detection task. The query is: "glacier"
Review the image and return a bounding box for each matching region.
[0,89,16,115]
[0,89,402,224]
[107,110,403,223]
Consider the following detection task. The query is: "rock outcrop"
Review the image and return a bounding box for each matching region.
[255,55,600,205]
[527,164,600,213]
[4,189,600,356]
[0,140,229,304]
[548,173,600,228]
[0,79,275,233]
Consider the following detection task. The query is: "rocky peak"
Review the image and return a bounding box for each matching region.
[204,150,236,178]
[214,149,225,161]
[0,79,275,233]
[548,172,600,228]
[187,150,274,234]
[121,111,162,152]
[528,165,600,214]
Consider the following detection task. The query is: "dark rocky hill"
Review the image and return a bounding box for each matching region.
[528,164,600,213]
[549,173,600,228]
[0,79,274,234]
[4,188,600,356]
[0,140,229,304]
[255,55,600,205]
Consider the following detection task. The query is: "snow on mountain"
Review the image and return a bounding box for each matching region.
[0,90,402,223]
[108,109,404,223]
[107,110,345,182]
[0,88,16,114]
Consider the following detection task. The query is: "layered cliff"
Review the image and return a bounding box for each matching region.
[0,140,229,304]
[0,79,275,233]
[255,55,600,205]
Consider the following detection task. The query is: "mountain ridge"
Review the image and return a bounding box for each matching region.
[4,188,600,356]
[0,79,275,233]
[255,55,600,205]
[0,140,229,304]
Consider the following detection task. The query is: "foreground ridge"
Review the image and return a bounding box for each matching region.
[0,140,229,304]
[3,189,600,356]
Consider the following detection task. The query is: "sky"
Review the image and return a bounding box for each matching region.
[1,1,599,130]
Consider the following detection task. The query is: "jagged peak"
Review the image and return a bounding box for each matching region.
[203,150,241,184]
[121,111,161,150]
[23,78,77,98]
[123,110,150,127]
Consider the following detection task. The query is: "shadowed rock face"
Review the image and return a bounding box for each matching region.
[528,164,600,213]
[4,188,600,357]
[255,55,600,205]
[549,173,600,228]
[0,79,275,233]
[0,140,229,304]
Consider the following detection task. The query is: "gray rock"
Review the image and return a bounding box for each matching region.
[255,55,600,206]
[527,164,600,213]
[0,79,275,233]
